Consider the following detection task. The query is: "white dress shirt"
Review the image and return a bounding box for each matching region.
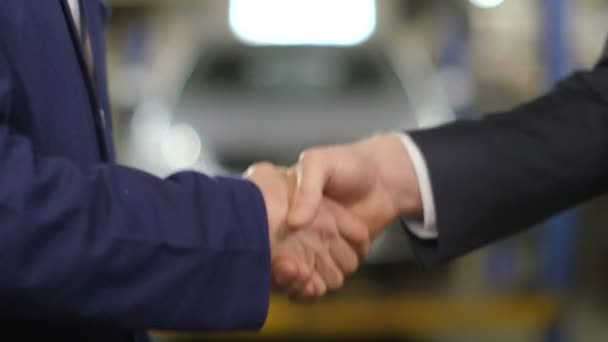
[399,134,439,239]
[67,0,81,33]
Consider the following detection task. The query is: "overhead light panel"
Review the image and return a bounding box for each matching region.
[229,0,377,46]
[469,0,505,9]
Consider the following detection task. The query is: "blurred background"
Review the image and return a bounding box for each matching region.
[104,0,608,341]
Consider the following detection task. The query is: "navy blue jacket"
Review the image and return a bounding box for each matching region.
[0,1,270,340]
[408,40,608,265]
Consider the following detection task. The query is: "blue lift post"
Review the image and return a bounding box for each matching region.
[438,2,474,119]
[437,2,576,340]
[540,0,577,341]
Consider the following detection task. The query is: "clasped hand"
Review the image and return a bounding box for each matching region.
[244,134,422,300]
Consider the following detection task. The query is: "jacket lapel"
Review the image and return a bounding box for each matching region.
[59,0,113,161]
[81,0,115,160]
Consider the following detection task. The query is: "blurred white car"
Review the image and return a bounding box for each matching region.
[176,44,416,171]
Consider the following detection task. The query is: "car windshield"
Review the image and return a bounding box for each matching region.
[185,46,403,94]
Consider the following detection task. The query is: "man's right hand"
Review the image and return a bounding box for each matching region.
[289,133,424,238]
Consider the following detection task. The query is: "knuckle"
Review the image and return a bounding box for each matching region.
[299,148,324,164]
[246,161,274,175]
[254,161,275,170]
[321,225,339,239]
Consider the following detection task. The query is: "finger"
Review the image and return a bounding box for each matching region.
[288,149,333,228]
[317,247,345,290]
[304,204,347,291]
[271,258,301,290]
[329,237,360,276]
[310,272,327,297]
[288,284,308,300]
[285,261,316,299]
[287,275,314,300]
[325,199,371,258]
[276,257,314,291]
[289,272,326,301]
[285,231,333,298]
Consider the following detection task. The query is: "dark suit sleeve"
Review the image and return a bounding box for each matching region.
[406,48,608,266]
[0,50,269,330]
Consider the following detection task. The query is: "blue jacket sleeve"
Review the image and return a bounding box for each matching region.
[0,52,270,331]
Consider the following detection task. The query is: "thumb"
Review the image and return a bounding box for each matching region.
[287,150,332,228]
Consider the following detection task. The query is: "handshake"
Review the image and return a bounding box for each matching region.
[244,133,423,299]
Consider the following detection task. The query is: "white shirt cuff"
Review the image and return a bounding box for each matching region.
[398,133,439,239]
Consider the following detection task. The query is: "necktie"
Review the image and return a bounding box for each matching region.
[68,0,94,80]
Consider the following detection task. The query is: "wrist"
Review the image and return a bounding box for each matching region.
[359,133,423,218]
[244,164,289,250]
